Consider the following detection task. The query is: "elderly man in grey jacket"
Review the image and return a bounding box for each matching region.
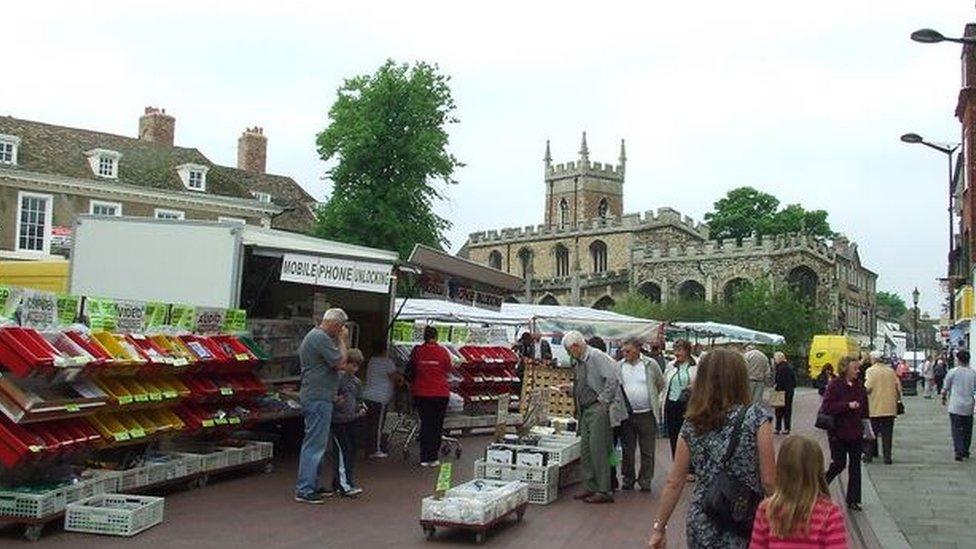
[562,331,627,504]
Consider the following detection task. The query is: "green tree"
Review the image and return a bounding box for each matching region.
[704,187,835,241]
[613,281,827,354]
[314,60,463,258]
[876,290,907,319]
[703,187,780,241]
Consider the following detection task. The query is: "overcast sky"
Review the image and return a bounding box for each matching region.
[4,1,972,315]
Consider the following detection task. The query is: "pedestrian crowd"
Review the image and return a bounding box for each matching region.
[288,308,972,548]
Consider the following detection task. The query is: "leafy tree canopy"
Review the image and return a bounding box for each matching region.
[876,291,907,319]
[704,187,835,241]
[313,60,463,259]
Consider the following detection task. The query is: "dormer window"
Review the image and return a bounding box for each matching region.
[0,134,21,165]
[252,191,272,204]
[176,163,209,192]
[85,149,121,179]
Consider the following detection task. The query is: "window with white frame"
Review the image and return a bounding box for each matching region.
[175,163,209,192]
[0,134,20,165]
[90,200,122,216]
[218,216,246,225]
[251,191,272,203]
[154,208,185,220]
[85,149,121,179]
[16,192,53,253]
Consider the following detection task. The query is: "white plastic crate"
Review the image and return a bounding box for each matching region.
[193,450,229,472]
[219,447,244,467]
[117,467,151,492]
[172,453,204,476]
[65,494,164,537]
[91,472,121,495]
[473,459,558,504]
[251,441,274,461]
[64,479,99,504]
[0,488,66,519]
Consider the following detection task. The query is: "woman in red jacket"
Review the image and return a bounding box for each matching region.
[821,356,869,511]
[410,326,453,467]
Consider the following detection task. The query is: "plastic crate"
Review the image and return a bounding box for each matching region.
[252,441,273,461]
[117,467,151,492]
[196,450,229,472]
[219,447,244,467]
[64,479,98,504]
[91,472,121,494]
[0,488,66,519]
[65,494,164,536]
[536,435,581,466]
[170,453,204,476]
[474,459,559,489]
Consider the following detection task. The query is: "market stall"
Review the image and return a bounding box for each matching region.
[671,321,785,346]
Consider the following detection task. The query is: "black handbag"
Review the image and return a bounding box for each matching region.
[703,407,761,539]
[815,412,836,431]
[897,400,905,415]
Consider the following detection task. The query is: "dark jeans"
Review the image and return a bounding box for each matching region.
[414,396,448,463]
[936,378,945,394]
[363,399,389,455]
[330,421,358,492]
[621,411,657,489]
[774,390,794,432]
[866,416,895,462]
[826,437,863,505]
[664,399,687,457]
[950,413,974,459]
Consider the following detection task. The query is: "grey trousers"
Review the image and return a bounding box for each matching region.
[621,411,657,489]
[580,403,612,495]
[750,380,765,406]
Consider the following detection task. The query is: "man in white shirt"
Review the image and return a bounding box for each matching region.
[943,349,976,461]
[618,338,666,492]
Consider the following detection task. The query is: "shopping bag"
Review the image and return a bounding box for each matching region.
[769,390,786,408]
[862,419,875,440]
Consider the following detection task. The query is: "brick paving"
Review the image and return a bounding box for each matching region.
[0,389,876,548]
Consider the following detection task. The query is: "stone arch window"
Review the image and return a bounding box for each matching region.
[540,294,560,306]
[488,250,503,271]
[517,247,533,279]
[598,198,610,220]
[590,240,608,274]
[723,278,752,304]
[787,266,819,305]
[554,244,570,277]
[559,198,569,227]
[637,282,662,304]
[592,295,616,310]
[677,280,706,302]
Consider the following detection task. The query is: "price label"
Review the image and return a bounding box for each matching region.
[130,428,145,438]
[202,419,215,428]
[220,388,234,396]
[228,417,241,425]
[163,391,178,399]
[113,433,130,442]
[134,394,149,403]
[214,417,228,425]
[28,445,43,453]
[174,358,189,367]
[148,393,162,401]
[434,462,453,498]
[118,396,133,405]
[235,353,250,362]
[64,404,80,413]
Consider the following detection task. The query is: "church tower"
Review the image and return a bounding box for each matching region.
[544,133,626,227]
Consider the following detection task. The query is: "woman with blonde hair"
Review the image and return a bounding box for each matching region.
[750,435,848,548]
[649,349,776,548]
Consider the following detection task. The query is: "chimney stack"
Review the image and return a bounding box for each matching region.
[237,127,267,174]
[138,107,175,146]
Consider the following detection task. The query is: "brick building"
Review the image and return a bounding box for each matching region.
[0,107,317,259]
[461,134,879,343]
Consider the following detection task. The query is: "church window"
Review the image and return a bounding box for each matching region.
[517,248,533,279]
[598,198,609,219]
[554,245,570,277]
[590,240,607,273]
[559,199,569,227]
[488,250,503,270]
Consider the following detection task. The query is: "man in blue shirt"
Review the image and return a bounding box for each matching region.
[295,308,350,503]
[943,350,976,462]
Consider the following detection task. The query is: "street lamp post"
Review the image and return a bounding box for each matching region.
[910,28,976,45]
[900,133,960,321]
[913,287,920,360]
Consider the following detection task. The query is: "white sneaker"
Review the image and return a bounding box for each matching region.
[427,460,440,467]
[370,452,389,459]
[343,486,364,496]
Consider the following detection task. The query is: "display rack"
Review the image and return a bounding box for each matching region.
[519,362,575,418]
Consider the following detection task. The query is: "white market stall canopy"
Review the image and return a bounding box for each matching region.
[500,303,662,341]
[672,321,785,345]
[394,298,527,326]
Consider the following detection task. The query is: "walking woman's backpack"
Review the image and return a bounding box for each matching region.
[703,407,761,539]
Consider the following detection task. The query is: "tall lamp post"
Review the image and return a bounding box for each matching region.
[913,287,920,361]
[900,133,960,321]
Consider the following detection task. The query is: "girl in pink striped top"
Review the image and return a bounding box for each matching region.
[750,436,848,549]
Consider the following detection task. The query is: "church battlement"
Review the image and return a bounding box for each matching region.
[467,207,709,245]
[548,160,623,178]
[634,233,836,262]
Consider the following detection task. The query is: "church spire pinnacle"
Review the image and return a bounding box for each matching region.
[579,131,589,164]
[618,138,626,177]
[544,139,552,171]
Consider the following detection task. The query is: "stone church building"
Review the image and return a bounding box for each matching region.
[460,134,878,342]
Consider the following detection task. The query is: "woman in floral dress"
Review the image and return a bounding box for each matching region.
[649,349,776,548]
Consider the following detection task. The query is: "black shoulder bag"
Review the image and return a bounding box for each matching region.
[703,407,761,539]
